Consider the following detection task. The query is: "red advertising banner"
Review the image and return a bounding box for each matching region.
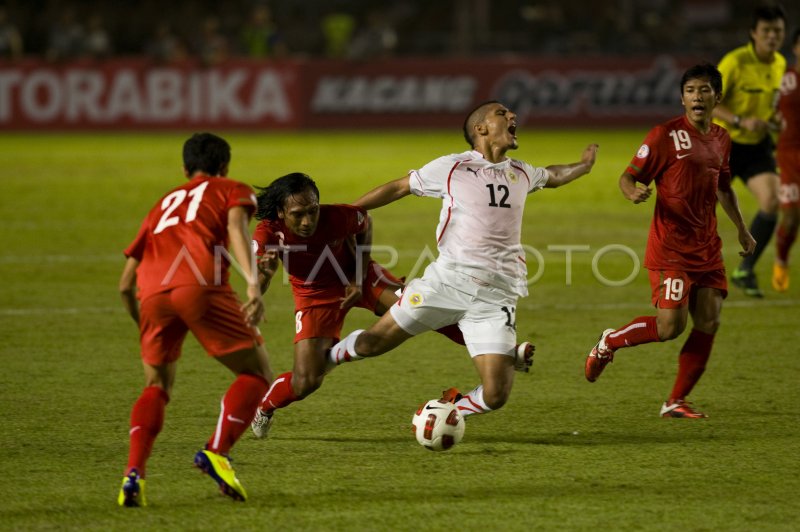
[0,58,301,130]
[302,55,690,128]
[0,56,692,130]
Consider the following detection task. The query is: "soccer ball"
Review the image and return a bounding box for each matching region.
[411,399,466,451]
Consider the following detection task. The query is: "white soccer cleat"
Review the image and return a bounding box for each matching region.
[251,409,274,439]
[514,342,535,373]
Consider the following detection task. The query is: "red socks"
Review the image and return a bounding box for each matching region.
[669,329,714,402]
[258,371,299,413]
[207,374,269,455]
[604,316,660,351]
[776,223,797,264]
[126,386,169,477]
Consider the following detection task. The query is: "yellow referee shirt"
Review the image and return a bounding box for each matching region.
[715,42,786,145]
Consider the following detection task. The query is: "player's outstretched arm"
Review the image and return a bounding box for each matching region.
[619,172,652,204]
[352,175,412,210]
[717,188,757,256]
[257,250,279,295]
[544,143,598,188]
[119,256,140,325]
[341,214,373,310]
[228,205,265,326]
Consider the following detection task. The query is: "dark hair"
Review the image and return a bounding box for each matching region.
[680,63,723,95]
[750,3,786,30]
[462,100,501,148]
[793,28,800,45]
[182,132,231,176]
[255,172,320,221]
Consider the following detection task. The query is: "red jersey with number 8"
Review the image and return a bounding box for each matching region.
[124,175,257,301]
[251,204,368,305]
[625,115,732,271]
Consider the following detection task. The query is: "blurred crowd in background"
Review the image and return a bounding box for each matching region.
[0,0,796,64]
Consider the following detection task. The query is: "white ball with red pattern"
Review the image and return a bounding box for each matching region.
[411,399,465,451]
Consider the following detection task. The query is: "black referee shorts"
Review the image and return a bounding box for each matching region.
[729,136,777,182]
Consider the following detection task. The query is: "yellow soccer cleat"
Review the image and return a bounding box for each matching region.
[772,263,789,292]
[194,449,247,501]
[117,470,146,507]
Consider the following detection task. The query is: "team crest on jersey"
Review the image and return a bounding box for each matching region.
[636,144,650,158]
[408,293,424,306]
[506,169,518,183]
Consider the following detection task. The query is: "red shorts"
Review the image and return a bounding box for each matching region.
[777,148,800,208]
[293,261,404,342]
[648,269,728,309]
[139,286,263,365]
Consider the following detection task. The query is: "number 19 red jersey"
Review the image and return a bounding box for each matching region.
[124,174,257,302]
[625,115,732,272]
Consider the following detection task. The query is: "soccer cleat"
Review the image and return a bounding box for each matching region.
[731,268,764,298]
[251,409,274,439]
[440,387,463,404]
[660,400,707,419]
[514,342,535,373]
[772,263,789,292]
[117,469,146,507]
[584,328,616,382]
[194,449,247,501]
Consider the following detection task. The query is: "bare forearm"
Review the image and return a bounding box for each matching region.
[717,188,747,230]
[258,270,273,295]
[712,103,738,125]
[619,173,636,197]
[353,176,411,210]
[354,215,373,285]
[545,161,592,187]
[545,143,598,188]
[120,290,140,324]
[119,256,140,324]
[228,208,258,287]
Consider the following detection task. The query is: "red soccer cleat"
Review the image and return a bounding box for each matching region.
[660,400,707,419]
[440,387,463,404]
[584,328,615,382]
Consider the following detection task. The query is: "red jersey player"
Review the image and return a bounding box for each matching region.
[774,29,800,291]
[584,64,756,418]
[117,133,274,506]
[248,173,509,438]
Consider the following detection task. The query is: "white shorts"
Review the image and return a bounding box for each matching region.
[389,262,518,357]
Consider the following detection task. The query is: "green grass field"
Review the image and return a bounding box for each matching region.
[1,130,798,531]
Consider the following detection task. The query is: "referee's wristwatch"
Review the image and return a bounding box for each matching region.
[732,115,741,128]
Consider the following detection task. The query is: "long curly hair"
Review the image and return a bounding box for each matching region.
[255,172,320,221]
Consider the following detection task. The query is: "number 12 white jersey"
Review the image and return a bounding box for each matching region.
[408,150,548,297]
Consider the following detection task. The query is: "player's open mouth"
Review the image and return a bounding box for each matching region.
[508,125,517,137]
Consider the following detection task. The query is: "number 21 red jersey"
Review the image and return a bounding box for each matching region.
[625,115,732,272]
[124,174,257,302]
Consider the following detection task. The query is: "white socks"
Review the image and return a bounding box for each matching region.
[328,329,365,365]
[455,385,492,417]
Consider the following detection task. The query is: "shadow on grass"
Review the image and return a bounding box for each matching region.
[269,428,718,447]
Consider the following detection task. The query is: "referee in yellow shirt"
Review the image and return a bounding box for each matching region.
[712,3,786,298]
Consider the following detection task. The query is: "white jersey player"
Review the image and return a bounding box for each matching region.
[328,100,598,418]
[409,151,547,298]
